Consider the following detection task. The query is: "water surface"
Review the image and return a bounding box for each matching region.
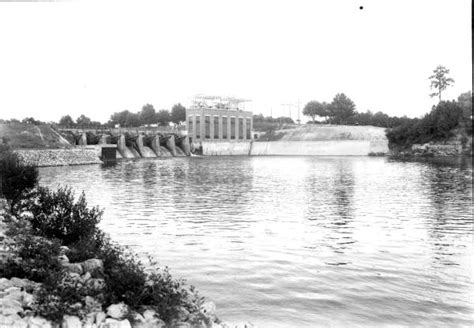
[39,156,474,327]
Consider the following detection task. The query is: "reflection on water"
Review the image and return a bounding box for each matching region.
[39,157,473,327]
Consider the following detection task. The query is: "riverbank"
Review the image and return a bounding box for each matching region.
[0,198,259,328]
[389,136,473,157]
[14,148,103,167]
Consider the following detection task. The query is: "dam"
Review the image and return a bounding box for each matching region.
[60,123,389,159]
[61,129,191,160]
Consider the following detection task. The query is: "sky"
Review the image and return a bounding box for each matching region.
[0,0,471,123]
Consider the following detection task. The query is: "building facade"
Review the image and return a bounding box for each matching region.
[186,107,253,142]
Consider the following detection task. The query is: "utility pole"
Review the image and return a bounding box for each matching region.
[297,99,301,124]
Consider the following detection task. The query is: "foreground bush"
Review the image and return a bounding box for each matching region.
[0,150,210,325]
[26,186,103,246]
[0,145,38,213]
[1,185,206,324]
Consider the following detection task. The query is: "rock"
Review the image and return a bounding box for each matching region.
[95,311,107,325]
[173,323,191,328]
[84,313,96,326]
[5,286,21,294]
[10,277,33,289]
[87,278,106,291]
[133,310,165,328]
[176,306,190,322]
[11,318,28,328]
[62,263,83,275]
[103,318,132,328]
[3,289,23,303]
[106,302,128,320]
[22,292,35,307]
[0,304,23,316]
[84,296,102,312]
[0,298,22,308]
[130,312,144,322]
[142,310,158,321]
[0,278,12,290]
[0,315,27,328]
[82,271,92,281]
[27,316,52,328]
[62,315,82,328]
[200,301,216,316]
[81,259,104,274]
[83,324,98,328]
[59,246,70,255]
[58,254,69,264]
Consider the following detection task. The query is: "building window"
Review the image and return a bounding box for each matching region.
[195,115,201,139]
[230,117,236,139]
[238,117,243,139]
[205,115,211,139]
[188,116,193,135]
[222,117,228,139]
[214,116,219,139]
[246,118,251,139]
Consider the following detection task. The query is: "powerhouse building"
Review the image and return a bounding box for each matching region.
[186,96,253,143]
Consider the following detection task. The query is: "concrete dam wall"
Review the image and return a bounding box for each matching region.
[201,141,252,156]
[196,125,389,156]
[66,131,191,159]
[251,125,389,156]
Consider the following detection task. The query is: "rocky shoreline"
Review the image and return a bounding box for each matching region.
[389,137,472,158]
[14,148,102,167]
[0,203,257,328]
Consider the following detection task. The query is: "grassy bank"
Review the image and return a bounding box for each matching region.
[0,123,71,149]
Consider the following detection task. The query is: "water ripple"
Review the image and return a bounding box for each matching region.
[38,156,473,327]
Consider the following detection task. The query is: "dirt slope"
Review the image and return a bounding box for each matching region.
[0,123,72,149]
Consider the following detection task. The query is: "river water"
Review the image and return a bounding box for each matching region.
[38,156,473,327]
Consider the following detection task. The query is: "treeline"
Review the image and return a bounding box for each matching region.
[0,117,48,125]
[107,103,186,128]
[253,114,294,124]
[252,114,295,132]
[386,92,472,149]
[303,93,412,128]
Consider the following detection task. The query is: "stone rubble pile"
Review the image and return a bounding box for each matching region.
[14,148,102,167]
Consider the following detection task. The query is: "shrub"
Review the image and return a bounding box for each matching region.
[34,271,104,322]
[98,236,147,308]
[0,147,38,213]
[141,266,196,322]
[0,224,62,285]
[26,186,103,245]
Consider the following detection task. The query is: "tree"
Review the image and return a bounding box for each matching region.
[109,110,139,127]
[125,112,140,127]
[170,103,186,125]
[457,91,472,134]
[429,65,455,102]
[328,93,356,124]
[59,115,75,127]
[155,109,171,126]
[76,114,92,127]
[303,101,328,122]
[139,104,157,125]
[110,110,129,127]
[22,117,41,125]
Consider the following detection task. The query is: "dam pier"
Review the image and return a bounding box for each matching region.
[63,129,191,161]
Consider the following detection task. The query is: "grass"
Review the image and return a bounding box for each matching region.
[0,123,71,149]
